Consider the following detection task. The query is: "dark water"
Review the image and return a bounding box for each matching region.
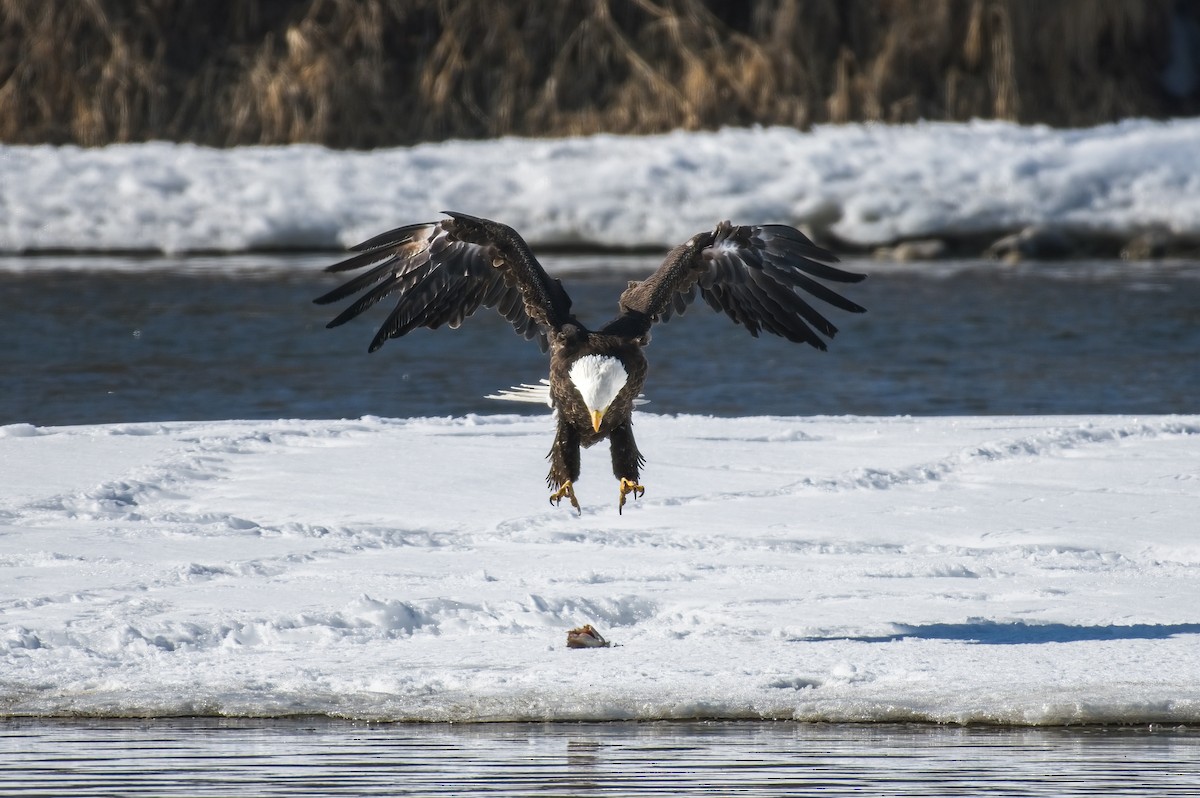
[2,719,1198,797]
[3,254,1200,426]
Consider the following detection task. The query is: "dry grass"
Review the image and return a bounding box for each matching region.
[0,0,1189,147]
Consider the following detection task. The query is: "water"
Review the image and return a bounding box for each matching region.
[3,255,1199,427]
[2,719,1198,797]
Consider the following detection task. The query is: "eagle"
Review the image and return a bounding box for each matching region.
[314,212,865,513]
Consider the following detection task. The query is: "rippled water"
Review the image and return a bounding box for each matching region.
[3,720,1199,797]
[4,255,1200,426]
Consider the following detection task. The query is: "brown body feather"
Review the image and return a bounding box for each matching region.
[545,331,648,490]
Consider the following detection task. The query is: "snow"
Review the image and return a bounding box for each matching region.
[2,119,1199,255]
[3,412,1199,724]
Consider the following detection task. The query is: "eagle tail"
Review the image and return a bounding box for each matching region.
[485,380,649,406]
[484,381,554,406]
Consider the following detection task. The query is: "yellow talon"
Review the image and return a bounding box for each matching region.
[550,480,581,514]
[618,478,645,514]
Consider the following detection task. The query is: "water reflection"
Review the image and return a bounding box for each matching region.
[2,719,1198,796]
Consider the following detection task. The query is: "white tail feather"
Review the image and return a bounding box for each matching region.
[485,379,649,406]
[485,380,553,406]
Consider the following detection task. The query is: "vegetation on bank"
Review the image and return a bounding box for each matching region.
[1,0,1196,148]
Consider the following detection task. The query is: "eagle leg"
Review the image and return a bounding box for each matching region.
[609,423,646,514]
[547,420,582,514]
[550,481,581,514]
[618,478,645,514]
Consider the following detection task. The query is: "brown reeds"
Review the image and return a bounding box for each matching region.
[0,0,1189,147]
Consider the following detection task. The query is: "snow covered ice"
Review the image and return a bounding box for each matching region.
[2,119,1200,254]
[3,413,1199,723]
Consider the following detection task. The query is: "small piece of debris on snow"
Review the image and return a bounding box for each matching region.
[566,624,610,648]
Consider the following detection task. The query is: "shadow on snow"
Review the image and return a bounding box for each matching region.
[799,621,1200,645]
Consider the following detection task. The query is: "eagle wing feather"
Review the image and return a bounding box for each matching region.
[612,222,865,350]
[314,212,572,353]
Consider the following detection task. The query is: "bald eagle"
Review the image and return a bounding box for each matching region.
[314,212,865,513]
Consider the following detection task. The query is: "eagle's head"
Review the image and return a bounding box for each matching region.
[568,355,628,432]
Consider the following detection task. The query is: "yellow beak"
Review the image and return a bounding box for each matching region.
[590,409,605,433]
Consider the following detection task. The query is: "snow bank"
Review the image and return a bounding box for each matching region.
[3,413,1199,723]
[2,120,1198,255]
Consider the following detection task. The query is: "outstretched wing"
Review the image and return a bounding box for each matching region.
[611,222,865,350]
[314,211,573,353]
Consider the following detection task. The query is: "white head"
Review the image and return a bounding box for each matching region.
[568,355,629,432]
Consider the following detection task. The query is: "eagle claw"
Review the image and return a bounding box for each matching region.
[550,481,581,514]
[618,478,645,514]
